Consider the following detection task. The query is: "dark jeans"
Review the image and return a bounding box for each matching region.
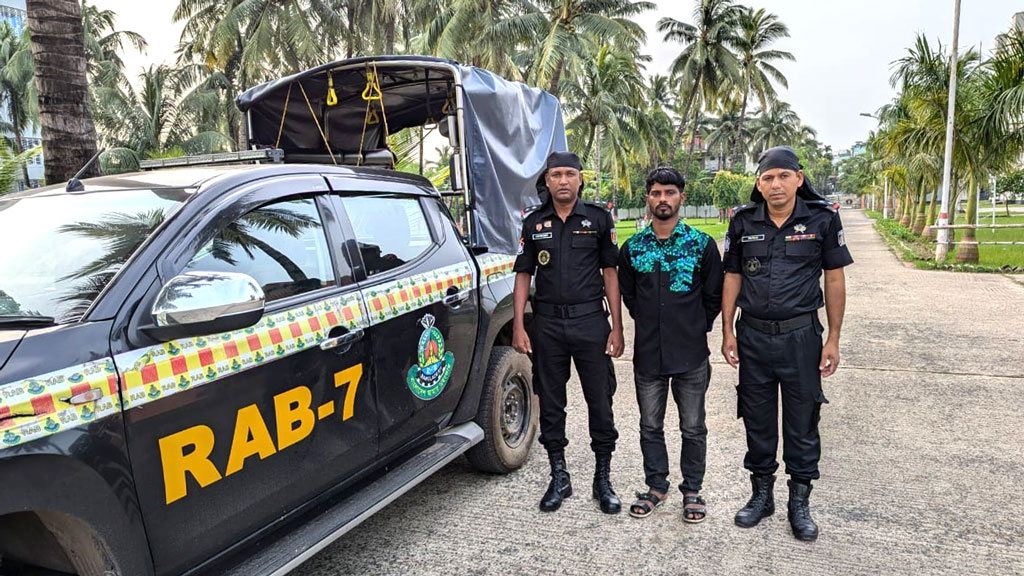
[531,311,618,455]
[634,359,710,494]
[736,315,828,481]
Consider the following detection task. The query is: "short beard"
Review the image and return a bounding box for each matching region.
[651,206,678,221]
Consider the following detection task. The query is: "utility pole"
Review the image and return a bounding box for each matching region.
[935,0,962,263]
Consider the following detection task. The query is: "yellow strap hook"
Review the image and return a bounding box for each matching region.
[326,72,338,107]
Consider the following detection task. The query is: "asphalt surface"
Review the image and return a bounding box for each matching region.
[298,209,1024,576]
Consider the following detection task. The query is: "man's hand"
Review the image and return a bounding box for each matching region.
[606,327,624,358]
[722,332,740,368]
[819,339,840,377]
[512,325,532,355]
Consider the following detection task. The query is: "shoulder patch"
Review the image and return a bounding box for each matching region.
[732,203,756,214]
[523,203,543,216]
[584,200,612,214]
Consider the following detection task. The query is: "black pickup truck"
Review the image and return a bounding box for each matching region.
[0,56,567,575]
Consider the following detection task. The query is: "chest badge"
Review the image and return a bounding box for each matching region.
[407,314,455,400]
[794,223,807,233]
[544,220,552,228]
[538,250,551,266]
[745,257,761,275]
[536,222,543,232]
[582,219,592,229]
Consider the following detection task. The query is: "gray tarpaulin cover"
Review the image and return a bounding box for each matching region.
[236,56,567,255]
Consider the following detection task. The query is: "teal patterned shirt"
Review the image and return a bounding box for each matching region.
[624,220,710,293]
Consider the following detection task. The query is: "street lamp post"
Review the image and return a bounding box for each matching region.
[935,0,962,263]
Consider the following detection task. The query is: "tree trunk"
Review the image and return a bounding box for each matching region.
[731,90,749,172]
[899,185,913,227]
[683,122,700,174]
[594,125,602,205]
[25,0,99,184]
[385,18,396,54]
[548,58,565,99]
[955,176,979,263]
[911,181,928,235]
[922,186,939,240]
[346,2,357,58]
[669,69,702,163]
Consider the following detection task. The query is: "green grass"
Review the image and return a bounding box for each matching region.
[871,214,1024,272]
[616,218,727,247]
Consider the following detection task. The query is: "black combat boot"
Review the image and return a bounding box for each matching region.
[734,474,775,528]
[592,453,621,514]
[787,479,819,541]
[539,451,573,512]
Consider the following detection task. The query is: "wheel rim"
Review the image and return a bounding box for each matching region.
[500,372,531,449]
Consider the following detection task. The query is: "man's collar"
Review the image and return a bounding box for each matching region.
[539,197,586,219]
[640,218,686,241]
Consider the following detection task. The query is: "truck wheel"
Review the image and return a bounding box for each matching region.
[466,346,538,474]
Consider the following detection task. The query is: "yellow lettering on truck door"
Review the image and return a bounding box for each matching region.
[159,425,223,504]
[274,386,315,450]
[225,404,278,476]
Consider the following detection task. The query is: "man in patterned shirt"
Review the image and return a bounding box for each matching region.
[618,166,723,523]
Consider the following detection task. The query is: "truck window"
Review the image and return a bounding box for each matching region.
[340,195,434,277]
[184,198,337,303]
[0,189,187,323]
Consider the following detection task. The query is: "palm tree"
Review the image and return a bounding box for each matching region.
[24,0,100,183]
[0,21,36,187]
[730,7,792,171]
[93,64,232,172]
[413,0,530,78]
[562,42,648,206]
[81,1,147,91]
[657,0,742,163]
[748,100,799,153]
[0,138,41,194]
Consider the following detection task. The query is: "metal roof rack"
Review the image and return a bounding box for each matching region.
[139,148,284,170]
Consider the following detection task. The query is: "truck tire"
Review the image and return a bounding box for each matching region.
[465,346,538,474]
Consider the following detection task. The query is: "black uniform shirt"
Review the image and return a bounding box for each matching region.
[513,199,618,305]
[619,220,724,376]
[723,197,854,320]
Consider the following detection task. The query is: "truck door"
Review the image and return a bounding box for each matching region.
[330,190,478,455]
[116,181,377,575]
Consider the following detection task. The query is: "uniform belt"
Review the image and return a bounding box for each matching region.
[740,312,815,335]
[534,300,605,319]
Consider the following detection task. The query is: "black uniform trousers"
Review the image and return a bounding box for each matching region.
[736,313,828,481]
[531,310,618,455]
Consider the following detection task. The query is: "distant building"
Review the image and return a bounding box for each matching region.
[996,11,1024,50]
[1,0,45,191]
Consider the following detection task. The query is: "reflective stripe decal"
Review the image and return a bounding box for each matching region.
[0,258,496,452]
[0,358,121,449]
[477,253,516,283]
[363,262,474,324]
[117,292,367,410]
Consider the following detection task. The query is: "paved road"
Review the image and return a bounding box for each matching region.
[299,209,1024,576]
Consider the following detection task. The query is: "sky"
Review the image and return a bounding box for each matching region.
[95,0,1022,152]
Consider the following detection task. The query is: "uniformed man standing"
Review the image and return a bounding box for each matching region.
[512,151,625,514]
[721,146,853,541]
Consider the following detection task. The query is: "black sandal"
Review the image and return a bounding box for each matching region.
[629,491,665,518]
[683,494,707,523]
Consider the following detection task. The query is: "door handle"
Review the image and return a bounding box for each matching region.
[320,328,364,352]
[442,290,470,308]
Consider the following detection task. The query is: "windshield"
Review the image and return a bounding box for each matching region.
[0,189,188,323]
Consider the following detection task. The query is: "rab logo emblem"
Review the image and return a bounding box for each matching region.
[26,380,45,395]
[3,431,20,445]
[406,314,455,400]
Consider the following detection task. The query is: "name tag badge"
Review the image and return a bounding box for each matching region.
[741,234,765,243]
[784,233,817,242]
[532,232,553,240]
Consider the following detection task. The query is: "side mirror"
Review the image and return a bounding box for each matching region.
[143,271,265,341]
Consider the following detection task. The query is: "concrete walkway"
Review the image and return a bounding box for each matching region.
[300,209,1024,576]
